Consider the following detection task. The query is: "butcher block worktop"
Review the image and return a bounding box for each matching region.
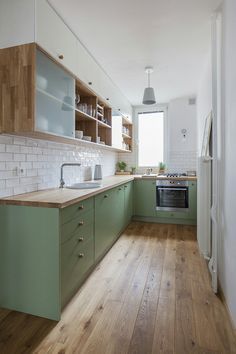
[0,175,197,209]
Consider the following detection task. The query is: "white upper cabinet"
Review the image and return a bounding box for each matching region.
[0,0,132,119]
[36,0,78,75]
[0,0,34,48]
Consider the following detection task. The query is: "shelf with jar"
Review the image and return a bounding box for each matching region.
[122,118,132,151]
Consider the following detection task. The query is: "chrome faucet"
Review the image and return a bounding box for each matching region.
[146,168,152,175]
[60,163,81,188]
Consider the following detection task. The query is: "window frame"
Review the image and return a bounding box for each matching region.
[134,105,168,168]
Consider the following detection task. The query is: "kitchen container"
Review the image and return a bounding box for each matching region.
[94,164,102,180]
[75,130,83,139]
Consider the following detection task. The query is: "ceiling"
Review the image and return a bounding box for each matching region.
[49,0,221,105]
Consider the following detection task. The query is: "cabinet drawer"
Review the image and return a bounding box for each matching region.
[61,198,93,224]
[61,221,94,245]
[61,236,94,307]
[61,209,94,243]
[156,210,190,219]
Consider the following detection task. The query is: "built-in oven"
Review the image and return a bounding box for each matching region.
[156,180,189,212]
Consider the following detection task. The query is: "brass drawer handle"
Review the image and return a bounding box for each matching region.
[78,237,84,242]
[104,194,108,198]
[78,221,84,226]
[78,253,84,258]
[78,205,84,210]
[58,54,64,60]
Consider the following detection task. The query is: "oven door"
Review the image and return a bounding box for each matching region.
[156,186,189,212]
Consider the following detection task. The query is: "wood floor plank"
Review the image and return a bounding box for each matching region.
[0,222,235,354]
[152,296,175,354]
[128,225,166,354]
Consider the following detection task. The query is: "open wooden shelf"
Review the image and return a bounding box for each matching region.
[75,109,97,122]
[122,132,132,139]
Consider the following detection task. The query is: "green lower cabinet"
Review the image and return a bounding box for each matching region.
[113,185,125,237]
[134,179,197,225]
[94,189,116,260]
[124,181,134,227]
[0,180,134,320]
[0,205,61,321]
[134,179,156,217]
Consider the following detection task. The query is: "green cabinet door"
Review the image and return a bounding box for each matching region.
[124,181,134,227]
[134,179,156,217]
[112,185,125,237]
[95,189,115,260]
[188,181,197,220]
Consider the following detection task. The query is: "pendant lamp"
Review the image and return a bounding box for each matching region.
[142,66,156,105]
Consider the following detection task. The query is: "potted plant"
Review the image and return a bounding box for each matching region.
[131,166,136,175]
[117,161,127,172]
[159,162,166,174]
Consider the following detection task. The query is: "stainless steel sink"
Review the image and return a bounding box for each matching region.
[66,182,102,189]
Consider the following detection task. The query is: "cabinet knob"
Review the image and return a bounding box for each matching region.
[104,194,108,198]
[88,82,92,85]
[106,98,110,101]
[78,221,84,226]
[58,54,64,60]
[124,185,127,188]
[78,237,84,242]
[119,187,122,191]
[78,253,84,258]
[78,205,84,210]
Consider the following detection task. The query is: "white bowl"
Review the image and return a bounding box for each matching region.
[83,136,92,142]
[75,130,83,139]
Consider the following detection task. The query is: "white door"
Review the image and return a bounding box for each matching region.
[210,11,222,293]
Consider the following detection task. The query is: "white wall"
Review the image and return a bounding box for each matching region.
[119,98,197,174]
[197,52,212,154]
[0,135,117,198]
[218,0,236,327]
[167,97,197,172]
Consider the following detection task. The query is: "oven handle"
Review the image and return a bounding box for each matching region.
[157,187,188,191]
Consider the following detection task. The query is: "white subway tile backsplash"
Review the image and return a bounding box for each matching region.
[0,153,13,161]
[6,145,20,153]
[14,153,26,162]
[0,134,118,198]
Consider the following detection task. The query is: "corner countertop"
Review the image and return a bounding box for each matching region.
[0,174,197,209]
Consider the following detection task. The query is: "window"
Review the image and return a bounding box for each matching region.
[138,111,164,167]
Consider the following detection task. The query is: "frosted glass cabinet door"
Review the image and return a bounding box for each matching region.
[36,91,75,138]
[36,49,75,138]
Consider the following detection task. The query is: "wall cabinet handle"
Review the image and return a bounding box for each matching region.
[78,205,84,210]
[88,82,92,85]
[78,221,84,226]
[119,187,122,191]
[124,185,127,188]
[104,194,108,198]
[78,237,84,242]
[78,253,84,258]
[58,54,64,60]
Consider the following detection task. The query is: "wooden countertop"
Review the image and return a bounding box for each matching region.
[0,175,197,209]
[0,175,134,209]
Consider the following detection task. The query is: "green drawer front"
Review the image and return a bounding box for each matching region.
[61,236,94,307]
[61,209,94,243]
[61,197,94,224]
[156,210,189,219]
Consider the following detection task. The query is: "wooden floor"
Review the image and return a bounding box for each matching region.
[0,222,235,354]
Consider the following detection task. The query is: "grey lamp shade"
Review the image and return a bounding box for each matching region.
[142,87,156,105]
